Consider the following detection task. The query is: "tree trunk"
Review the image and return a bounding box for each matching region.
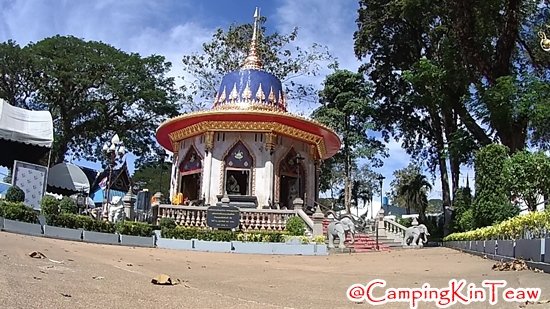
[428,107,452,235]
[343,115,351,214]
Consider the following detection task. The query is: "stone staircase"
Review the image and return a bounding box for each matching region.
[322,219,401,253]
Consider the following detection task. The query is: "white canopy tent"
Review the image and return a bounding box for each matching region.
[0,99,53,167]
[0,99,53,147]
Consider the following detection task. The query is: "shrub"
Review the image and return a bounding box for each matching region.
[397,217,413,227]
[236,231,287,243]
[472,144,518,228]
[49,213,115,233]
[41,195,60,222]
[115,221,153,237]
[59,196,78,214]
[161,226,286,243]
[285,216,306,236]
[5,186,25,203]
[0,201,38,223]
[312,235,326,244]
[159,217,176,229]
[444,209,550,241]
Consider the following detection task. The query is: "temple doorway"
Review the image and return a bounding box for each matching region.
[278,148,305,209]
[178,146,202,202]
[179,173,201,201]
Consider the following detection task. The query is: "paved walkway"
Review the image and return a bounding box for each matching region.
[0,232,549,309]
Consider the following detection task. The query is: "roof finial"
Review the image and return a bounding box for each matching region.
[242,7,263,70]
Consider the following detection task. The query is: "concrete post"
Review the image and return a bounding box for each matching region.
[122,190,136,220]
[292,197,304,211]
[151,191,162,224]
[377,208,386,237]
[221,193,230,207]
[312,205,325,237]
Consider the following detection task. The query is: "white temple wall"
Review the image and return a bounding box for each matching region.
[170,132,315,209]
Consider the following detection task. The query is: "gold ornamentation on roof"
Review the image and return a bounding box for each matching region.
[242,7,263,70]
[242,82,252,101]
[256,83,265,101]
[229,83,239,102]
[279,90,285,108]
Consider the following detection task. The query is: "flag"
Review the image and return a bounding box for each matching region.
[98,177,108,189]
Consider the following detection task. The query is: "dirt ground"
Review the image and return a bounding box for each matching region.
[0,232,549,309]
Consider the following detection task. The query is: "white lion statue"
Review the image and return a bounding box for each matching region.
[108,196,125,223]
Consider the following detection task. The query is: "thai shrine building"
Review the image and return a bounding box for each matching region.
[155,11,340,211]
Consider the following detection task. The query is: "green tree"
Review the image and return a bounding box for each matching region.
[312,70,386,213]
[181,16,335,111]
[390,164,422,212]
[354,1,478,215]
[452,187,473,232]
[353,1,550,231]
[472,144,518,228]
[132,162,171,201]
[354,0,550,155]
[504,150,550,211]
[396,172,432,222]
[0,36,181,166]
[350,164,381,217]
[318,152,345,202]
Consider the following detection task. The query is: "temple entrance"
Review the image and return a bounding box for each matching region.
[278,148,305,209]
[178,146,202,202]
[179,173,201,201]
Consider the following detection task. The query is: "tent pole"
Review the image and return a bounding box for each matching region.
[46,149,53,168]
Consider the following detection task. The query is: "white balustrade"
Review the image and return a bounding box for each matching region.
[383,218,407,244]
[158,205,310,232]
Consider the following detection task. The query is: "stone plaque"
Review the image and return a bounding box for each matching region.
[206,206,240,229]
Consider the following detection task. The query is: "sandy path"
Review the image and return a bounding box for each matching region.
[0,232,549,309]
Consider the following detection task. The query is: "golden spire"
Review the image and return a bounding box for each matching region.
[242,7,263,70]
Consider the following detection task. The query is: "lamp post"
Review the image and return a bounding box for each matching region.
[158,148,168,203]
[376,175,385,250]
[101,134,125,220]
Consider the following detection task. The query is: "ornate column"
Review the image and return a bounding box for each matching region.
[203,131,215,205]
[170,144,179,201]
[265,132,277,208]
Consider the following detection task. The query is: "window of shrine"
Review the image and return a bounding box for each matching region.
[224,141,253,195]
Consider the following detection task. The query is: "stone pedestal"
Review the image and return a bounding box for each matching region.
[151,191,162,224]
[292,198,304,210]
[123,190,136,220]
[312,206,324,237]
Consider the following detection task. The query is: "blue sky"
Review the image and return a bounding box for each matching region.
[0,0,473,201]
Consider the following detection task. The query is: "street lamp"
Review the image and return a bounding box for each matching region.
[377,175,385,218]
[101,133,125,219]
[376,175,385,250]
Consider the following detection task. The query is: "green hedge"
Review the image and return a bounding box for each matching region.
[444,209,550,241]
[49,213,115,233]
[161,226,287,243]
[115,221,153,237]
[0,200,38,223]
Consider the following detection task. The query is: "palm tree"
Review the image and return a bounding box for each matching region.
[397,174,432,222]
